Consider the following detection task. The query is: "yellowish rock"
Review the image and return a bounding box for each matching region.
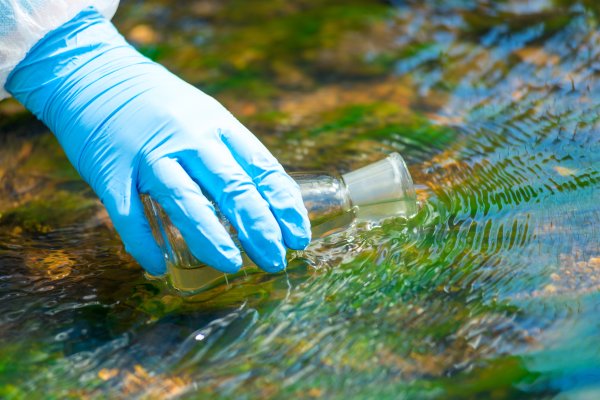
[553,166,576,177]
[129,24,158,45]
[543,284,557,294]
[98,368,119,381]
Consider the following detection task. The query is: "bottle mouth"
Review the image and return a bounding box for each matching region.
[341,152,417,220]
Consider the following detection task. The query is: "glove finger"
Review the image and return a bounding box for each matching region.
[139,157,242,273]
[100,182,166,276]
[179,142,287,273]
[219,123,311,250]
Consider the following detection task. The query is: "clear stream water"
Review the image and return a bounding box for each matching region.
[0,0,598,398]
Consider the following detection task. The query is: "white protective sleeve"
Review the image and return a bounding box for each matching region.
[0,0,119,100]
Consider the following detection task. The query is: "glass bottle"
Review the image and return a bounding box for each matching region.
[142,152,417,294]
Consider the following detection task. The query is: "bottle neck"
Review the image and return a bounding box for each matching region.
[292,152,419,235]
[293,173,352,226]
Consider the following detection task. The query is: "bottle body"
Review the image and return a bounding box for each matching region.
[142,152,417,294]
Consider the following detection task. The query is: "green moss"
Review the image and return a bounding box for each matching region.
[19,134,80,181]
[307,103,457,149]
[0,191,97,233]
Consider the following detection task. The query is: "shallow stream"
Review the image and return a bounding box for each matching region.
[0,0,598,398]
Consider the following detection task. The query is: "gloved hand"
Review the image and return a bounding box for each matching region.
[6,7,311,276]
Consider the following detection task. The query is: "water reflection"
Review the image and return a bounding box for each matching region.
[0,0,598,398]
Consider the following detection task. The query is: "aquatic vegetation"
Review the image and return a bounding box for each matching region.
[0,0,599,398]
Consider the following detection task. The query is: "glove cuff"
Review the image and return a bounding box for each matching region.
[5,7,156,172]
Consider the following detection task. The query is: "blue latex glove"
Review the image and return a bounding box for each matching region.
[6,7,311,276]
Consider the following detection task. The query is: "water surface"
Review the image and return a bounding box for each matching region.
[0,0,599,398]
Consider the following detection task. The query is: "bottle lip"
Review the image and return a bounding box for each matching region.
[388,152,417,201]
[342,152,416,203]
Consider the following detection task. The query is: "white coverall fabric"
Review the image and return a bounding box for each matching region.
[0,0,119,100]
